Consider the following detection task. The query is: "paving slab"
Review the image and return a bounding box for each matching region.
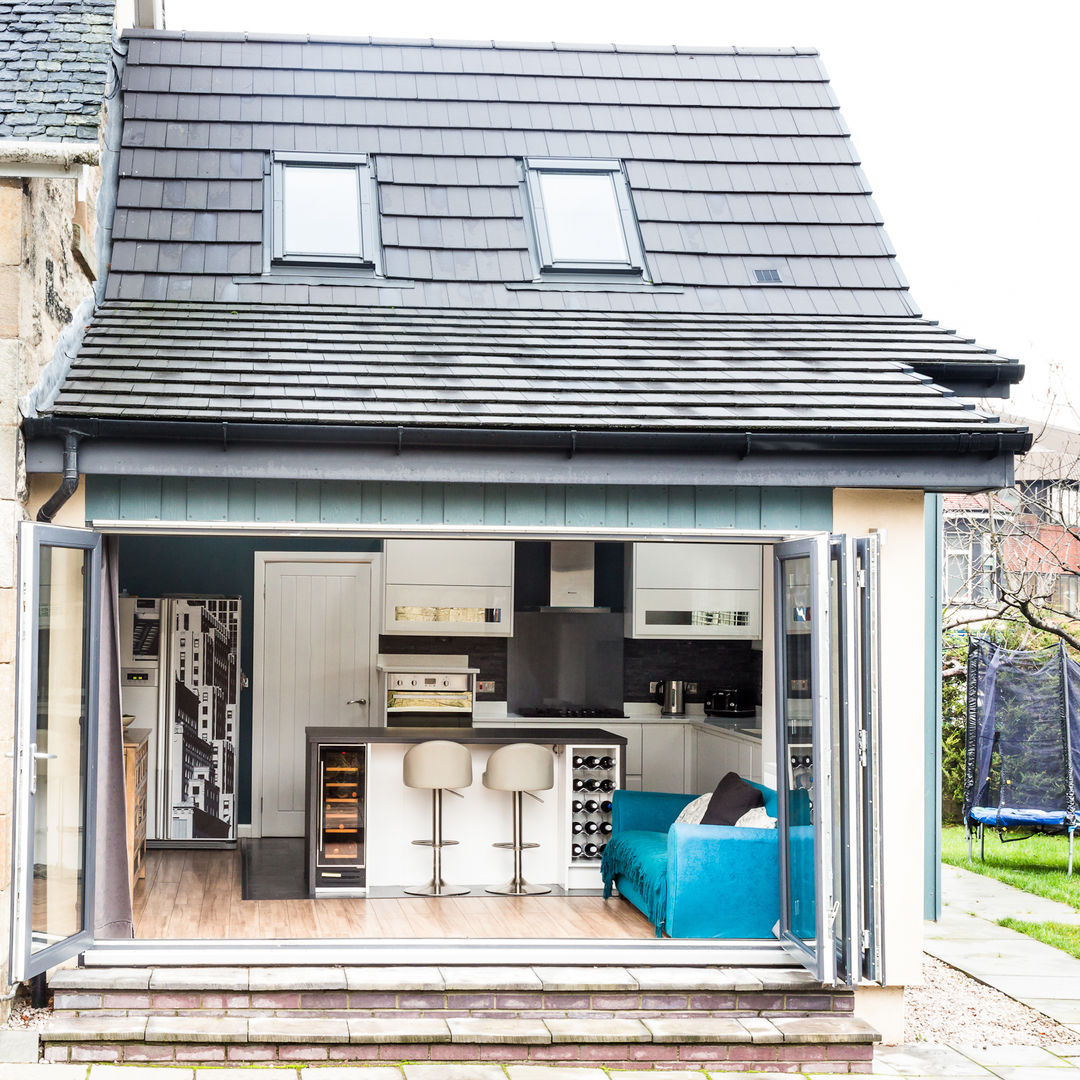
[403,1067,505,1080]
[543,1018,651,1043]
[247,966,346,991]
[532,965,636,991]
[507,1068,610,1080]
[438,966,542,990]
[347,1018,451,1044]
[737,1016,784,1044]
[301,1071,401,1080]
[990,1071,1080,1080]
[247,1016,349,1043]
[877,1044,1001,1076]
[89,1069,194,1080]
[448,1018,551,1044]
[626,966,741,991]
[953,1046,1076,1068]
[144,1017,248,1044]
[147,967,249,991]
[50,968,151,991]
[195,1071,299,1080]
[641,1017,751,1044]
[0,1030,39,1062]
[345,966,443,991]
[943,864,1080,926]
[3,1068,91,1080]
[43,1017,148,1042]
[771,1016,879,1044]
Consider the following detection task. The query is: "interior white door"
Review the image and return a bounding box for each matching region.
[260,560,374,836]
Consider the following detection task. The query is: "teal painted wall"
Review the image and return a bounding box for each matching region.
[87,477,834,532]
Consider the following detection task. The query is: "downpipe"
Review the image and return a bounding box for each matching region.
[36,431,81,523]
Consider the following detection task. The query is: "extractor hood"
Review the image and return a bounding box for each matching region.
[541,541,611,613]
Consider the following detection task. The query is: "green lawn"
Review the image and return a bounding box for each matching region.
[941,824,1080,910]
[997,917,1080,961]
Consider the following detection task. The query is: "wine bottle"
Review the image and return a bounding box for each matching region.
[600,800,613,813]
[582,777,599,791]
[584,842,599,858]
[598,778,614,792]
[573,777,585,791]
[599,756,614,770]
[584,799,599,813]
[572,755,584,768]
[599,821,613,834]
[572,800,584,814]
[583,755,599,768]
[571,843,583,858]
[572,821,584,834]
[584,821,599,835]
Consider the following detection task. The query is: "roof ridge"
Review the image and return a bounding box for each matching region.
[121,28,819,57]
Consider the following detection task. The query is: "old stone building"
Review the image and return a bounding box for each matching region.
[0,0,118,1014]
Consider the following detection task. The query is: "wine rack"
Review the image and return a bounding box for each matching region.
[308,743,367,896]
[565,744,619,888]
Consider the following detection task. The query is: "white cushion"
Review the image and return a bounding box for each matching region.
[674,793,711,825]
[735,805,776,829]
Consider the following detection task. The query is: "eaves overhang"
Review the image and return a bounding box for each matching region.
[23,414,1032,495]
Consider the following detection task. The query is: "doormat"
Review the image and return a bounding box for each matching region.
[241,837,307,901]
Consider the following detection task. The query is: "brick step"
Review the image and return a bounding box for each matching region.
[40,1013,880,1072]
[50,964,853,1020]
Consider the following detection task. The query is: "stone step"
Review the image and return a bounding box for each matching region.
[50,964,851,1020]
[40,1013,881,1071]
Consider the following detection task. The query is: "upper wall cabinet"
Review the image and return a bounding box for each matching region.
[383,540,515,636]
[625,542,762,639]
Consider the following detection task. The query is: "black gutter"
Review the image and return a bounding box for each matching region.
[36,431,82,523]
[22,415,1033,457]
[910,361,1025,387]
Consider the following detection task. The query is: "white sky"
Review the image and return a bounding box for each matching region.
[162,0,1079,426]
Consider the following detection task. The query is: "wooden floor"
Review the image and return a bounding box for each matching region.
[133,849,656,940]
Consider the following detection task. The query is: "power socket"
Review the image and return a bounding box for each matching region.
[686,682,698,695]
[649,681,659,693]
[476,680,495,694]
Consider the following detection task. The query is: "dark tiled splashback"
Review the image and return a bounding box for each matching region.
[377,636,507,699]
[623,639,761,704]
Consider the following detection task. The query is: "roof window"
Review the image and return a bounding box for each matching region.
[524,158,647,277]
[753,268,783,284]
[270,152,378,268]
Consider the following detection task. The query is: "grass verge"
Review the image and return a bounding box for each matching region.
[941,824,1080,910]
[998,917,1080,961]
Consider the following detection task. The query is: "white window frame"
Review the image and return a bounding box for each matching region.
[523,157,648,278]
[270,151,380,269]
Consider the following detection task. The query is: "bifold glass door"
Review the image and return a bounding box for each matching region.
[773,533,881,986]
[10,524,101,982]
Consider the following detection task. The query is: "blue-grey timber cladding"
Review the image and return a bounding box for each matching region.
[0,0,114,139]
[85,476,833,531]
[110,34,907,315]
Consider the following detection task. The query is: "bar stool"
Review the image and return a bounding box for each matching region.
[483,742,554,896]
[402,740,472,897]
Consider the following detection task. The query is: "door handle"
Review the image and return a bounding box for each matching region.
[34,752,58,760]
[346,698,367,706]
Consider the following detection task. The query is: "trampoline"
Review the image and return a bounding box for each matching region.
[962,637,1080,874]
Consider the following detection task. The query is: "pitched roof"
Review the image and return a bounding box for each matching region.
[0,0,115,140]
[108,31,912,317]
[44,300,1020,434]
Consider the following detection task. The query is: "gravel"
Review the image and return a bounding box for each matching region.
[906,953,1078,1047]
[2,986,51,1031]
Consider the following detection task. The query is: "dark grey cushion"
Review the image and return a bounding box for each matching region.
[701,772,764,826]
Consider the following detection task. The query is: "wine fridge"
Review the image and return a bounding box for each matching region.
[306,741,367,896]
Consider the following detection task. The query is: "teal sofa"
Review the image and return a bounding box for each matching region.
[600,782,781,939]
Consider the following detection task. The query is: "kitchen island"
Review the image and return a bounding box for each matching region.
[305,726,628,897]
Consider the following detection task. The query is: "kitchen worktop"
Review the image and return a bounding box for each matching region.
[305,725,628,745]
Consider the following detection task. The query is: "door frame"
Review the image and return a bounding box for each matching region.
[10,523,102,982]
[250,551,382,839]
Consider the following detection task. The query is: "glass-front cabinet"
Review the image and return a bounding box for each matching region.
[307,742,366,896]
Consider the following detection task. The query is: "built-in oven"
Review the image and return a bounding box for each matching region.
[382,668,476,728]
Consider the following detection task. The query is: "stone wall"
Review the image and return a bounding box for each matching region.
[0,154,102,1015]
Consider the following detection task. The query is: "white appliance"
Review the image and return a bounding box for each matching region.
[120,596,241,844]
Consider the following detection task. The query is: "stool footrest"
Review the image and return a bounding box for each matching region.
[411,839,459,848]
[493,841,540,850]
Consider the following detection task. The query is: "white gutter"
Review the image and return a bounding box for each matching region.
[0,139,100,179]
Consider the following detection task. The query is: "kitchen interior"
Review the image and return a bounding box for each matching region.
[115,535,794,940]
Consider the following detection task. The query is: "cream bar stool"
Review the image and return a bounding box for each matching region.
[483,742,554,896]
[403,740,473,897]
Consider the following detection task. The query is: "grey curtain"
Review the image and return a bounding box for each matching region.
[94,535,134,938]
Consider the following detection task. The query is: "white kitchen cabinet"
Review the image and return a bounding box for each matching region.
[692,723,763,791]
[640,723,692,793]
[383,539,514,636]
[626,542,762,639]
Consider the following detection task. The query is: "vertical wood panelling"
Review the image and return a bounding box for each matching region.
[87,476,835,532]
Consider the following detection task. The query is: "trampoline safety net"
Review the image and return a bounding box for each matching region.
[963,637,1080,832]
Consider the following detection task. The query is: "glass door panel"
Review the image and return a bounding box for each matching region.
[773,536,835,984]
[11,524,100,981]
